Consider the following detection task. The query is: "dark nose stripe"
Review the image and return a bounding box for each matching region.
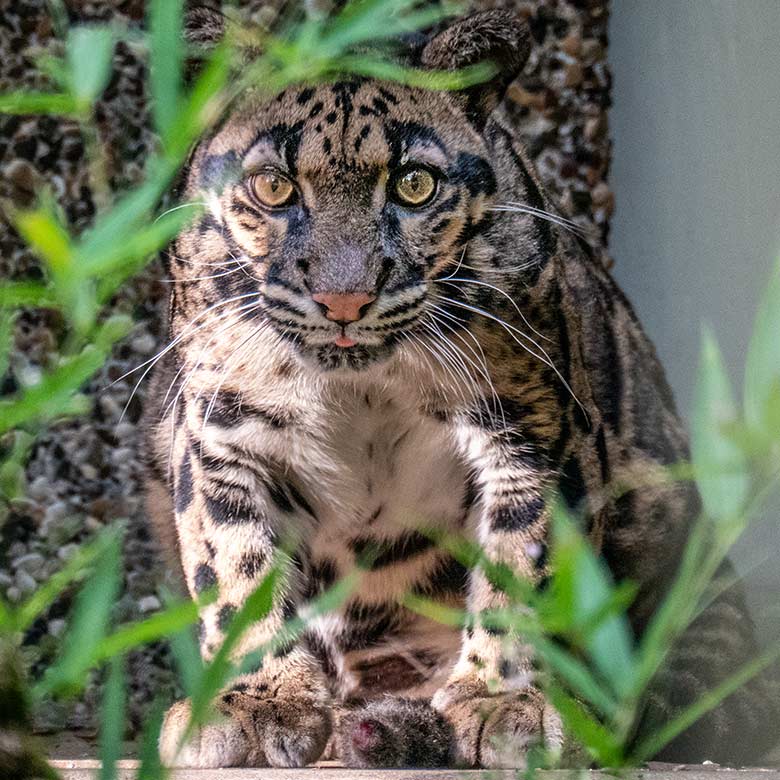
[311,292,377,323]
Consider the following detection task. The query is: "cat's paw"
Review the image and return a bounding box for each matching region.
[432,679,562,768]
[339,697,453,767]
[160,687,332,768]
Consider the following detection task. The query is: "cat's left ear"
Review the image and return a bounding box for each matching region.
[420,10,531,127]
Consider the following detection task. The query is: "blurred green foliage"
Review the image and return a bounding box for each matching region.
[0,0,778,776]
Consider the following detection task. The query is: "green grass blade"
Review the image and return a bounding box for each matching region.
[98,655,126,780]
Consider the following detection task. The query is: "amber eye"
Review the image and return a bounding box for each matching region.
[248,171,297,208]
[392,167,437,207]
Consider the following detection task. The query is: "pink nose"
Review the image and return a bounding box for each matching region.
[311,292,376,323]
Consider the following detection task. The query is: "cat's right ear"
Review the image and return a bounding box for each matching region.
[184,6,226,48]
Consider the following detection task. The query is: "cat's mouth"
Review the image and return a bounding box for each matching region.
[334,327,358,349]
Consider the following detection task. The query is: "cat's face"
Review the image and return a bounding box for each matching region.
[173,12,529,371]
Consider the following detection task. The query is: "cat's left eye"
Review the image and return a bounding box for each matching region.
[391,167,438,207]
[248,170,297,208]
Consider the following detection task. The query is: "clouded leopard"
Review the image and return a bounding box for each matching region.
[143,8,778,769]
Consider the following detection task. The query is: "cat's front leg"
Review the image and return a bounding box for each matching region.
[432,422,563,768]
[159,432,331,768]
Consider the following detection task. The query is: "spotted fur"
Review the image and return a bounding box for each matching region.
[143,10,778,769]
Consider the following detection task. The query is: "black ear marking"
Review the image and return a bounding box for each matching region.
[184,6,226,47]
[420,10,531,127]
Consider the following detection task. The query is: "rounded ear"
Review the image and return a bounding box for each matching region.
[420,10,531,127]
[184,6,226,48]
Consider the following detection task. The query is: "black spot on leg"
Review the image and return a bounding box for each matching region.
[273,637,296,658]
[491,496,545,531]
[194,562,217,594]
[304,558,338,599]
[559,455,587,511]
[281,596,298,620]
[204,493,263,526]
[218,604,236,632]
[287,482,315,516]
[238,551,266,578]
[413,555,468,596]
[267,481,294,513]
[175,451,193,514]
[350,532,434,570]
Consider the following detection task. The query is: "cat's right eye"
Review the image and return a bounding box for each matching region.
[248,170,297,208]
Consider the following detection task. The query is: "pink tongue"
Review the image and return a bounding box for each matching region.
[335,334,357,348]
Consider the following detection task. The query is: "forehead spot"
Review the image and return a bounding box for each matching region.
[296,87,316,105]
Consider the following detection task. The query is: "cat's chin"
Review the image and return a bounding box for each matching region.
[307,342,395,372]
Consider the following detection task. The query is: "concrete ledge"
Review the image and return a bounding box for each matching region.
[49,762,780,780]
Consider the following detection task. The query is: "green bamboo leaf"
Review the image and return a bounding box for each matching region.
[335,57,497,90]
[532,636,618,718]
[13,532,109,634]
[546,682,623,766]
[78,158,181,264]
[86,205,201,297]
[13,205,73,275]
[138,698,167,780]
[148,0,184,145]
[168,622,203,699]
[167,44,232,158]
[631,639,780,763]
[550,507,635,700]
[693,326,749,522]
[93,593,212,664]
[99,655,126,780]
[744,256,780,432]
[0,431,34,501]
[0,315,132,436]
[0,282,56,309]
[632,521,710,698]
[0,92,79,116]
[35,528,123,698]
[0,309,13,381]
[187,567,279,730]
[66,26,115,109]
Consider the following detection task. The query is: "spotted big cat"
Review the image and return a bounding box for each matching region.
[143,8,779,769]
